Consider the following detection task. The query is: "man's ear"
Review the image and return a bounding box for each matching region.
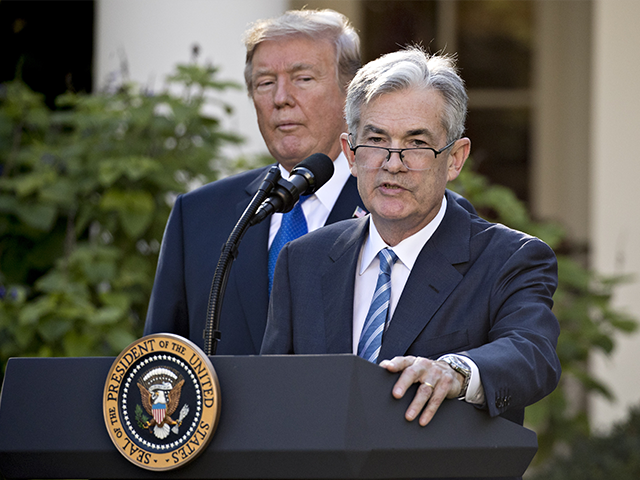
[447,137,471,182]
[341,133,358,176]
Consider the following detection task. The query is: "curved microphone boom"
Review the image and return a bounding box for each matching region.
[250,153,334,226]
[203,154,333,354]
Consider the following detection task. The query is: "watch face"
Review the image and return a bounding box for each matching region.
[455,358,470,372]
[447,356,470,373]
[441,355,470,398]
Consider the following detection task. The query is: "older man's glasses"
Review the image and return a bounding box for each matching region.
[348,137,457,171]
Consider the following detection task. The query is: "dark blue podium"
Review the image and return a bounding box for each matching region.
[0,354,537,478]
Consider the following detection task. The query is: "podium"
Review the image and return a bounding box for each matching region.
[0,354,537,478]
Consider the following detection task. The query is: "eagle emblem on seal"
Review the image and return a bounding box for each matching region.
[137,367,190,439]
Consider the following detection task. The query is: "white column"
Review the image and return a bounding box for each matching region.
[590,0,640,430]
[531,0,591,243]
[94,0,288,157]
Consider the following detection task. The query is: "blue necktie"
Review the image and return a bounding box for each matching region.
[268,195,310,294]
[358,248,399,363]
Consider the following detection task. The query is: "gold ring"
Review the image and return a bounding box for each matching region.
[423,381,434,389]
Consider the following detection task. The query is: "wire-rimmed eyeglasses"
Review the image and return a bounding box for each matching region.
[348,136,457,171]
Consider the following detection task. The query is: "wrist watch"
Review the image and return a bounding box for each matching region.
[439,355,471,399]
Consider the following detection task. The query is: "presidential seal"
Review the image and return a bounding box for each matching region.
[103,333,221,471]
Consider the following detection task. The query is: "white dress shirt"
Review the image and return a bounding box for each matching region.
[352,195,485,405]
[268,152,352,248]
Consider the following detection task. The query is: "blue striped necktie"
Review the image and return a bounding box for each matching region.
[358,248,399,363]
[268,195,310,294]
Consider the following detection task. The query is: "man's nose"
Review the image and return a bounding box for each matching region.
[274,79,295,108]
[383,150,407,172]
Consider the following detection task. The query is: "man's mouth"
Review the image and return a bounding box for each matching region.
[378,182,405,192]
[276,122,301,130]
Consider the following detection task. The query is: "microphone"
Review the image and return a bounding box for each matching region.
[250,153,334,225]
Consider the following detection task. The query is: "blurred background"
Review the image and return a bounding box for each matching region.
[2,0,640,476]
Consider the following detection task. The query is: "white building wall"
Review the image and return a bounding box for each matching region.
[94,0,287,158]
[590,0,640,430]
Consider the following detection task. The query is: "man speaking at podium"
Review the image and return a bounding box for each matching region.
[262,47,561,429]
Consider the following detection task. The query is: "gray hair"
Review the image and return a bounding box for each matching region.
[345,47,468,143]
[243,9,361,95]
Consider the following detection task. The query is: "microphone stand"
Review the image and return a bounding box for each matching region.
[203,166,281,356]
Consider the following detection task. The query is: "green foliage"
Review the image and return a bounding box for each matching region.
[135,403,150,429]
[528,404,640,480]
[450,164,637,462]
[0,61,242,376]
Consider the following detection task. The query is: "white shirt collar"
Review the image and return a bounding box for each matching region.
[359,195,448,274]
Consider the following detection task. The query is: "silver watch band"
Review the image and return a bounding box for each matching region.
[439,354,471,399]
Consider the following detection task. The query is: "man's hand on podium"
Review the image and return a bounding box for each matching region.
[379,356,465,427]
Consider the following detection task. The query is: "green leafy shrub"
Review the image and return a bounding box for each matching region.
[0,61,242,370]
[527,404,640,479]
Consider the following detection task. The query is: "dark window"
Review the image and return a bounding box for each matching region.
[457,0,533,90]
[1,0,95,108]
[361,0,534,203]
[362,1,437,61]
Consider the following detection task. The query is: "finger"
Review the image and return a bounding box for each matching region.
[391,365,427,399]
[415,371,457,426]
[417,385,448,426]
[404,380,436,421]
[388,356,433,399]
[379,356,416,372]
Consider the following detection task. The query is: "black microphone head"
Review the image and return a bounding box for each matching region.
[291,153,335,194]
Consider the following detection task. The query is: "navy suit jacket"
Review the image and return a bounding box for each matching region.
[261,192,561,424]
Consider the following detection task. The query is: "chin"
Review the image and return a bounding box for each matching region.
[371,200,410,218]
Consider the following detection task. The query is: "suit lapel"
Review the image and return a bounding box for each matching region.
[231,167,363,353]
[321,217,369,353]
[378,198,471,361]
[231,168,271,352]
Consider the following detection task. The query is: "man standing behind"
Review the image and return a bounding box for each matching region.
[262,47,561,429]
[144,10,364,353]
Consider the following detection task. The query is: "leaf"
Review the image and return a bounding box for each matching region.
[107,329,137,352]
[37,317,73,342]
[14,202,57,231]
[98,156,161,186]
[63,330,97,357]
[100,189,155,238]
[100,291,132,310]
[0,194,18,214]
[34,270,69,294]
[13,171,54,197]
[13,323,37,349]
[18,297,55,325]
[90,306,124,326]
[39,178,78,206]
